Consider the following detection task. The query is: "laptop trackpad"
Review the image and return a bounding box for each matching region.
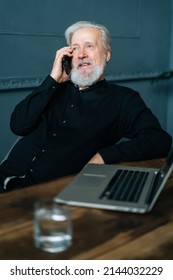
[76,174,106,187]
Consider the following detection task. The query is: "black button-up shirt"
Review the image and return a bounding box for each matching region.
[0,75,172,190]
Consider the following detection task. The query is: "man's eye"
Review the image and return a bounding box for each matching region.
[87,44,94,48]
[72,46,79,52]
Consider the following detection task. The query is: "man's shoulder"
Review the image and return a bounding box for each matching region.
[106,81,139,97]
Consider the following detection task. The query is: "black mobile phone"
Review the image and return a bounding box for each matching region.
[62,55,72,75]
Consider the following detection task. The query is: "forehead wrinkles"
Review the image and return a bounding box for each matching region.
[71,27,102,46]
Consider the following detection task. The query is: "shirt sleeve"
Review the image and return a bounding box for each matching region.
[10,75,60,136]
[99,90,172,163]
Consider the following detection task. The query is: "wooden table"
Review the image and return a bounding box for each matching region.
[0,159,173,260]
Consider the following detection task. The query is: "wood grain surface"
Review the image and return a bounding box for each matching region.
[0,159,173,260]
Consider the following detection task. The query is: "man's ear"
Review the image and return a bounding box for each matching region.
[106,51,111,62]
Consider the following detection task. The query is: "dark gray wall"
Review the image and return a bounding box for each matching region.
[167,1,173,137]
[0,0,172,161]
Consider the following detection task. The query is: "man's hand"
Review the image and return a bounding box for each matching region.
[88,153,104,164]
[50,47,73,83]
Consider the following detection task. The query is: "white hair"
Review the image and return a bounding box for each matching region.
[65,21,111,53]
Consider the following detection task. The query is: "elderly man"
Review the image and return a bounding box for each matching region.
[0,21,172,192]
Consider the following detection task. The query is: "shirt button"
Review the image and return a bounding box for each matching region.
[53,133,57,136]
[32,156,36,162]
[62,120,66,124]
[30,169,33,172]
[41,149,45,152]
[70,104,74,108]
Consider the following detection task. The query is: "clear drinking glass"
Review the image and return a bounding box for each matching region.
[33,199,72,253]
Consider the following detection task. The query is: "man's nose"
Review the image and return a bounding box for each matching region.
[78,48,87,58]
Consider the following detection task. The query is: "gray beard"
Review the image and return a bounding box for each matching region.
[71,61,105,87]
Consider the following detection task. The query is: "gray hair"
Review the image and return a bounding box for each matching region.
[65,21,111,53]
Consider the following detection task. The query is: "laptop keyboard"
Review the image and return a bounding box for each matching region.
[100,169,149,202]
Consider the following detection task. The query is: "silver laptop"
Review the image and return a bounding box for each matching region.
[55,148,173,213]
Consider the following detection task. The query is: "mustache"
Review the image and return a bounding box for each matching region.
[76,59,93,68]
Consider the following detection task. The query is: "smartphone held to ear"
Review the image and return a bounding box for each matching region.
[62,56,72,75]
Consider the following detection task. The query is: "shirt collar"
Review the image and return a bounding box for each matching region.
[74,79,108,92]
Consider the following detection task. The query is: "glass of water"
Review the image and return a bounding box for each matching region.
[33,199,72,253]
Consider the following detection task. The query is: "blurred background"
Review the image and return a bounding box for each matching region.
[0,0,173,162]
